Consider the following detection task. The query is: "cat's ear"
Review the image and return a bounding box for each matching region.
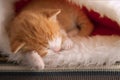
[42,9,61,22]
[48,9,61,22]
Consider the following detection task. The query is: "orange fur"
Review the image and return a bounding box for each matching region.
[6,0,94,56]
[7,10,61,56]
[24,0,94,36]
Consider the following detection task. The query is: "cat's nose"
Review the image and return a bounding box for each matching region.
[53,47,61,52]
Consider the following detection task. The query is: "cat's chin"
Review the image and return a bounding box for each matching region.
[48,36,62,51]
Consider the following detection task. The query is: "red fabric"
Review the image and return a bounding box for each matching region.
[15,0,120,36]
[83,7,120,35]
[15,0,30,13]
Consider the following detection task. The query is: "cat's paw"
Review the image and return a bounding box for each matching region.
[21,51,45,70]
[62,38,74,50]
[31,61,45,70]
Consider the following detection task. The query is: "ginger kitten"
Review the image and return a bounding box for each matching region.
[7,9,73,69]
[7,10,63,56]
[6,0,94,70]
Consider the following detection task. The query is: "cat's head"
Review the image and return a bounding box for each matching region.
[8,9,63,55]
[40,9,63,52]
[43,9,63,52]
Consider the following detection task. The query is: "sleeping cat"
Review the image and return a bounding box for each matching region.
[7,9,73,56]
[7,9,74,69]
[24,0,94,37]
[6,0,94,70]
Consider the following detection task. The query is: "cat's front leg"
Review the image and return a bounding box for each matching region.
[67,28,79,37]
[61,30,74,50]
[76,11,94,36]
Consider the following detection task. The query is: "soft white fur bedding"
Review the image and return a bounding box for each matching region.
[0,0,120,69]
[44,0,120,68]
[44,35,120,68]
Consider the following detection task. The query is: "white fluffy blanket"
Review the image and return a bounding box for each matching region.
[0,0,120,69]
[44,0,120,68]
[44,35,120,68]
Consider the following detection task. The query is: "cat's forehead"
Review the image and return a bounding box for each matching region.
[19,11,61,40]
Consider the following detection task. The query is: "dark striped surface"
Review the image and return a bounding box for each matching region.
[0,71,120,80]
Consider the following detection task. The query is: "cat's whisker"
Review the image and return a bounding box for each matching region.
[13,42,26,54]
